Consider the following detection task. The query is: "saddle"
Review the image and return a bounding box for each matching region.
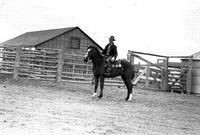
[104,59,122,75]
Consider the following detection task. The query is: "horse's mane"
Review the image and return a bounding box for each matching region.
[88,46,101,56]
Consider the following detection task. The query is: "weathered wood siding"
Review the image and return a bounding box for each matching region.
[36,28,98,55]
[191,60,200,94]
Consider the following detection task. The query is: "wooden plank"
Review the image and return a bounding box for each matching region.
[160,69,164,90]
[19,67,57,73]
[0,71,13,74]
[19,76,56,81]
[61,78,124,87]
[192,76,200,85]
[145,62,150,88]
[133,67,147,85]
[131,54,153,64]
[21,54,58,59]
[191,84,200,94]
[19,69,57,75]
[0,67,14,70]
[19,63,57,69]
[20,57,58,64]
[0,51,16,54]
[56,49,63,82]
[13,47,21,80]
[168,76,186,80]
[62,76,92,81]
[18,73,56,78]
[192,61,200,68]
[130,53,134,64]
[63,62,92,67]
[129,50,190,59]
[0,56,15,59]
[150,68,162,73]
[192,67,200,76]
[63,53,85,58]
[0,61,15,64]
[62,72,93,77]
[168,55,191,58]
[21,48,59,53]
[187,56,192,94]
[129,50,167,58]
[164,57,169,91]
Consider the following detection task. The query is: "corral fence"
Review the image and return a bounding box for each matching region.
[0,47,193,94]
[0,47,124,86]
[127,50,193,94]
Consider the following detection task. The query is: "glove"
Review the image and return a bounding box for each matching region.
[111,57,115,62]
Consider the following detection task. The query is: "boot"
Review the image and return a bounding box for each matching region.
[104,63,111,75]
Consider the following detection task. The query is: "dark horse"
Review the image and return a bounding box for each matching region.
[84,46,135,101]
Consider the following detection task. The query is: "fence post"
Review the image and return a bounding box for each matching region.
[145,62,150,89]
[127,51,131,62]
[13,47,21,80]
[161,68,165,90]
[163,57,169,92]
[127,51,134,64]
[56,49,64,82]
[186,56,193,94]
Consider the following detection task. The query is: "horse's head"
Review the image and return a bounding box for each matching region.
[84,46,100,62]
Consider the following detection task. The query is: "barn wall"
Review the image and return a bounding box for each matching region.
[191,60,200,94]
[36,28,99,55]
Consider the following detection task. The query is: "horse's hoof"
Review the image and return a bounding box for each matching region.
[98,95,103,99]
[126,94,132,101]
[125,97,132,101]
[91,93,97,98]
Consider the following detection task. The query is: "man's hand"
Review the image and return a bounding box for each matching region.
[111,57,115,62]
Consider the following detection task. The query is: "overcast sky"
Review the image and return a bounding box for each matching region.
[0,0,200,59]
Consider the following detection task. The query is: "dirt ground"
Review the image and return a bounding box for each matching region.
[0,79,200,135]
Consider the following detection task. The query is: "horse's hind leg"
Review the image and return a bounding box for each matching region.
[92,75,99,98]
[127,80,133,101]
[98,76,104,99]
[121,75,132,101]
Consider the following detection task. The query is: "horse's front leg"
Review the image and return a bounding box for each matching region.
[98,76,105,99]
[92,75,99,98]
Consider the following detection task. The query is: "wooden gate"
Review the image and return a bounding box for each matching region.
[127,50,193,94]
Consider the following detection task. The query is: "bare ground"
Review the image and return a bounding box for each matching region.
[0,79,200,135]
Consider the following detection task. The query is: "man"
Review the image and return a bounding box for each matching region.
[102,35,118,73]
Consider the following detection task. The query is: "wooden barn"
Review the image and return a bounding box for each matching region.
[0,26,102,55]
[0,27,103,82]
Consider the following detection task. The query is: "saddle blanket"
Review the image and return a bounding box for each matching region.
[111,64,122,67]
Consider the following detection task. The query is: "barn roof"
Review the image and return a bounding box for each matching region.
[0,26,102,50]
[192,51,200,60]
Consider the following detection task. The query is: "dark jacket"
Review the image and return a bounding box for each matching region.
[102,43,118,59]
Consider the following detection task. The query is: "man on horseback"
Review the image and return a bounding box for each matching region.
[101,35,118,74]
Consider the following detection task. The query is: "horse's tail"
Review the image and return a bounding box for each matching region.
[131,63,136,86]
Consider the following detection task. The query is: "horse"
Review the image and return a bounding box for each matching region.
[84,46,135,101]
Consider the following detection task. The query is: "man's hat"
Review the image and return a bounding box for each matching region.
[109,35,116,41]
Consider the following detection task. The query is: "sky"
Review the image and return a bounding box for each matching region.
[0,0,200,59]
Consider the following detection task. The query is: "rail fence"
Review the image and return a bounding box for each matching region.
[0,47,193,93]
[0,47,124,86]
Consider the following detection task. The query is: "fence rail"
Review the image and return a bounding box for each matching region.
[0,47,123,86]
[127,50,193,94]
